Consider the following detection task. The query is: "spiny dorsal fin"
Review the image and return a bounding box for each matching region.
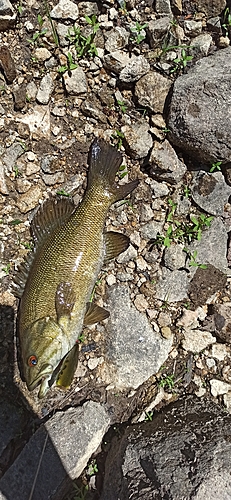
[12,251,35,298]
[31,197,75,248]
[104,231,129,262]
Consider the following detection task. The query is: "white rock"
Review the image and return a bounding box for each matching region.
[17,105,51,139]
[36,74,54,104]
[134,294,148,312]
[34,48,52,61]
[223,391,231,412]
[106,274,116,286]
[210,379,231,397]
[50,0,79,20]
[211,343,228,361]
[63,67,88,95]
[117,244,137,263]
[182,329,216,352]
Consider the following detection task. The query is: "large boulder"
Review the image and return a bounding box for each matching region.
[167,48,231,164]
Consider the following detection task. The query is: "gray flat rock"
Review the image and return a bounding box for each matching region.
[188,217,228,273]
[104,284,173,390]
[155,268,189,302]
[0,401,110,500]
[191,171,231,216]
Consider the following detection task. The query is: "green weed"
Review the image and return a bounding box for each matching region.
[87,459,98,476]
[56,189,70,197]
[2,263,11,275]
[144,411,154,421]
[66,15,99,59]
[222,7,231,37]
[9,219,23,226]
[43,0,59,46]
[184,249,207,269]
[130,21,148,44]
[170,48,193,73]
[158,374,175,389]
[183,185,191,198]
[118,164,128,179]
[58,52,78,74]
[27,15,47,46]
[111,130,125,150]
[209,160,222,173]
[117,99,127,114]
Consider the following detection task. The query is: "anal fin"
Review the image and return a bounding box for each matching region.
[104,231,129,262]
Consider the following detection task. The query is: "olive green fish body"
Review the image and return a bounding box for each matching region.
[15,139,138,397]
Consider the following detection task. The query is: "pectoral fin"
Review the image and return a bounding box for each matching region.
[84,302,110,325]
[104,231,129,262]
[55,282,76,322]
[56,343,79,389]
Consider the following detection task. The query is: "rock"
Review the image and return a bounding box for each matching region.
[104,50,130,74]
[0,402,110,500]
[155,268,189,302]
[147,17,171,46]
[0,161,8,194]
[134,294,148,312]
[155,0,172,16]
[210,379,231,397]
[121,121,153,159]
[168,48,231,164]
[207,17,222,33]
[192,0,226,17]
[56,23,69,46]
[135,71,171,114]
[188,217,228,274]
[190,33,212,58]
[2,142,25,172]
[17,105,51,139]
[34,47,52,61]
[36,74,54,105]
[177,307,207,329]
[184,20,202,37]
[63,67,88,95]
[218,36,230,48]
[211,343,228,361]
[171,0,182,14]
[50,0,79,20]
[140,220,164,240]
[81,99,107,123]
[191,171,231,216]
[103,284,173,390]
[149,178,169,197]
[188,264,227,307]
[119,55,150,83]
[0,46,16,82]
[101,396,231,500]
[164,243,186,270]
[149,140,187,184]
[212,303,231,344]
[13,84,26,110]
[0,0,16,31]
[42,171,65,185]
[104,27,129,52]
[182,328,216,352]
[116,244,137,263]
[15,186,43,213]
[140,203,153,222]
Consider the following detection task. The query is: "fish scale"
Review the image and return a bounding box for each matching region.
[14,138,139,397]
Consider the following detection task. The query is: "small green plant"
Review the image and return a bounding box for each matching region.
[184,249,207,269]
[130,21,148,44]
[88,459,98,476]
[21,241,33,250]
[2,263,11,275]
[144,411,154,421]
[67,482,89,500]
[66,15,99,59]
[43,0,59,46]
[159,374,175,389]
[77,334,85,343]
[209,160,222,173]
[183,185,191,198]
[118,164,128,179]
[27,21,47,46]
[117,99,127,114]
[162,127,170,133]
[37,14,44,28]
[111,130,125,150]
[9,219,23,226]
[56,189,70,197]
[170,48,193,74]
[118,0,128,15]
[58,52,78,74]
[166,198,177,222]
[222,7,231,37]
[18,1,23,14]
[13,164,21,178]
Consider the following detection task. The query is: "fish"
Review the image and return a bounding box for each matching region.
[13,138,139,398]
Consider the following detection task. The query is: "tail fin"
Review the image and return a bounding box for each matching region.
[88,138,139,202]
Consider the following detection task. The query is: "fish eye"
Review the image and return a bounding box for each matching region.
[28,355,38,367]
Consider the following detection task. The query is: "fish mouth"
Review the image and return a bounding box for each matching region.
[28,363,53,397]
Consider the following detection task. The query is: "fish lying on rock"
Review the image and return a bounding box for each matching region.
[13,138,138,398]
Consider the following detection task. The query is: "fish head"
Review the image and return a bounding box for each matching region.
[21,316,68,398]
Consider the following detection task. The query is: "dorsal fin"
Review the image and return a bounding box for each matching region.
[12,251,35,298]
[12,197,75,298]
[31,197,75,248]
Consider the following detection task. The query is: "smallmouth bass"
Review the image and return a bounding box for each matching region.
[14,139,138,398]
